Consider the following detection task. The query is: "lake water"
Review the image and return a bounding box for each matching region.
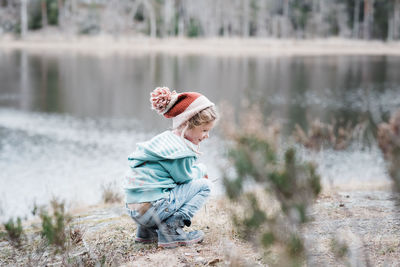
[1,49,399,220]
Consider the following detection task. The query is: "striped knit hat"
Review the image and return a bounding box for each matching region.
[150,87,215,129]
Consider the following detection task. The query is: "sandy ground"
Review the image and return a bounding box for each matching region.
[1,34,400,57]
[304,190,400,267]
[0,197,265,266]
[1,189,400,266]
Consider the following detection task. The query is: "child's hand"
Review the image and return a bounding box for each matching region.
[196,163,208,179]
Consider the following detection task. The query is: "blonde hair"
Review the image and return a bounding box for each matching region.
[176,106,218,132]
[187,106,218,129]
[176,106,218,154]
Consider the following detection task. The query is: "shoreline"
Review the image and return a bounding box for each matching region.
[1,36,400,56]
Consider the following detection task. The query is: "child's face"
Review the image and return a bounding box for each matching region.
[184,121,215,145]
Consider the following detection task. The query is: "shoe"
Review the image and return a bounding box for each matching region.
[135,225,158,243]
[157,214,204,248]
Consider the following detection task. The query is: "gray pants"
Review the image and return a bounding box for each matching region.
[126,178,211,228]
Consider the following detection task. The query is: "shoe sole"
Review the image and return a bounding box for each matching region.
[135,237,158,244]
[158,236,204,248]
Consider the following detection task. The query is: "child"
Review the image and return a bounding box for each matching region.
[124,87,218,248]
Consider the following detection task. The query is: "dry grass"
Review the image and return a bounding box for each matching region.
[293,119,367,151]
[2,191,399,266]
[378,109,400,192]
[101,181,123,204]
[0,196,264,266]
[79,197,266,266]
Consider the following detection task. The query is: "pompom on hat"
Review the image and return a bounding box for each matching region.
[150,87,215,129]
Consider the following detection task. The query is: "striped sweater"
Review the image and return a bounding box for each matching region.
[123,130,207,203]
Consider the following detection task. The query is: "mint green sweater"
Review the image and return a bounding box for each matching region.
[123,131,207,203]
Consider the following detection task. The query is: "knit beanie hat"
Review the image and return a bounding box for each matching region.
[150,87,215,129]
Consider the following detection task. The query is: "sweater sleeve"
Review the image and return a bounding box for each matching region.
[159,157,206,184]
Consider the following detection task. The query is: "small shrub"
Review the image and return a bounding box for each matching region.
[293,119,367,150]
[101,181,123,204]
[39,199,72,250]
[223,118,321,265]
[377,109,400,191]
[3,217,24,247]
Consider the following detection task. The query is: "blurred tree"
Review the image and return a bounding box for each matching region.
[388,0,400,40]
[282,0,291,37]
[57,0,63,28]
[363,0,373,39]
[353,0,361,38]
[187,17,202,37]
[242,0,249,37]
[396,0,400,39]
[20,0,28,38]
[41,0,48,27]
[176,0,183,36]
[255,0,268,37]
[1,0,399,40]
[130,0,157,37]
[46,0,59,26]
[291,0,312,38]
[162,0,174,36]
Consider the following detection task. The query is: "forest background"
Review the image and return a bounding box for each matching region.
[1,0,400,41]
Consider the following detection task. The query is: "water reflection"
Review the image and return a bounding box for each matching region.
[1,50,400,132]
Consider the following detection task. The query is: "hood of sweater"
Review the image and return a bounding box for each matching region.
[128,131,198,167]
